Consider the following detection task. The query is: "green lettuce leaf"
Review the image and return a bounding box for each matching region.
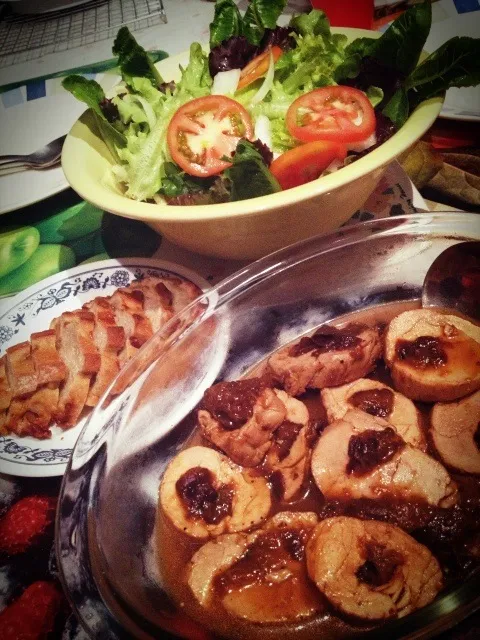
[406,36,480,107]
[289,9,330,37]
[224,139,281,201]
[160,162,213,197]
[209,0,243,48]
[62,75,126,153]
[121,43,212,201]
[243,0,287,44]
[369,2,432,76]
[113,26,164,89]
[366,86,384,107]
[382,87,409,129]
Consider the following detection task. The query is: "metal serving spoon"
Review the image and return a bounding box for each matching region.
[0,135,66,172]
[422,241,480,321]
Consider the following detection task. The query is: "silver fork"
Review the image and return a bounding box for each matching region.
[0,135,66,173]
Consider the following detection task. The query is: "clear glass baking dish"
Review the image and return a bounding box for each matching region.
[56,212,480,640]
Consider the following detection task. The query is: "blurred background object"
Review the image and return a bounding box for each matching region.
[310,0,374,28]
[0,0,167,68]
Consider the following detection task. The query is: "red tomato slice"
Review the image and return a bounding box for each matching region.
[167,95,254,177]
[269,141,347,190]
[286,86,376,144]
[237,46,283,90]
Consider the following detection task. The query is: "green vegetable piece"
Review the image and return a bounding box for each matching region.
[160,162,212,198]
[242,0,287,44]
[35,202,103,243]
[0,245,75,296]
[366,86,384,108]
[62,75,126,151]
[406,36,480,107]
[0,226,40,279]
[382,87,409,129]
[334,37,376,82]
[123,43,211,201]
[177,43,213,97]
[209,0,243,48]
[62,75,105,117]
[289,9,330,37]
[369,2,432,76]
[113,26,164,89]
[225,140,281,201]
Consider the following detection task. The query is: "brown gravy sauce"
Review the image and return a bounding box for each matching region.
[156,300,480,640]
[289,323,364,357]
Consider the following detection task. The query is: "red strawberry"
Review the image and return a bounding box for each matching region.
[0,496,57,555]
[0,581,63,640]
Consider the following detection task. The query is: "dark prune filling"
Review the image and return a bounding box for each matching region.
[347,427,405,476]
[356,542,404,587]
[176,467,233,525]
[201,378,267,430]
[396,336,447,369]
[349,388,394,418]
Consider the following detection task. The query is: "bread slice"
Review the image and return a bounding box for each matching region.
[164,275,202,313]
[108,288,153,365]
[0,356,11,435]
[83,298,125,407]
[5,341,37,398]
[6,330,68,438]
[385,309,480,402]
[52,310,101,428]
[31,330,67,386]
[127,277,175,333]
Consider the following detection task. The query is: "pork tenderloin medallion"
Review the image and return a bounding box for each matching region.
[187,511,321,623]
[430,389,480,474]
[321,378,425,449]
[306,516,442,620]
[311,410,457,507]
[197,378,288,467]
[159,446,271,539]
[385,309,480,402]
[266,323,383,397]
[263,390,311,501]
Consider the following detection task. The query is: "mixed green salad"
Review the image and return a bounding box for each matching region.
[63,0,480,205]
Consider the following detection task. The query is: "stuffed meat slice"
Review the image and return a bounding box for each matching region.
[159,446,271,539]
[321,378,425,449]
[266,323,382,396]
[187,511,321,623]
[198,378,287,467]
[263,390,311,501]
[306,516,442,620]
[385,309,480,402]
[430,389,480,474]
[311,410,457,507]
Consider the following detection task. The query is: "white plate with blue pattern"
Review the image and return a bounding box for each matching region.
[0,257,210,477]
